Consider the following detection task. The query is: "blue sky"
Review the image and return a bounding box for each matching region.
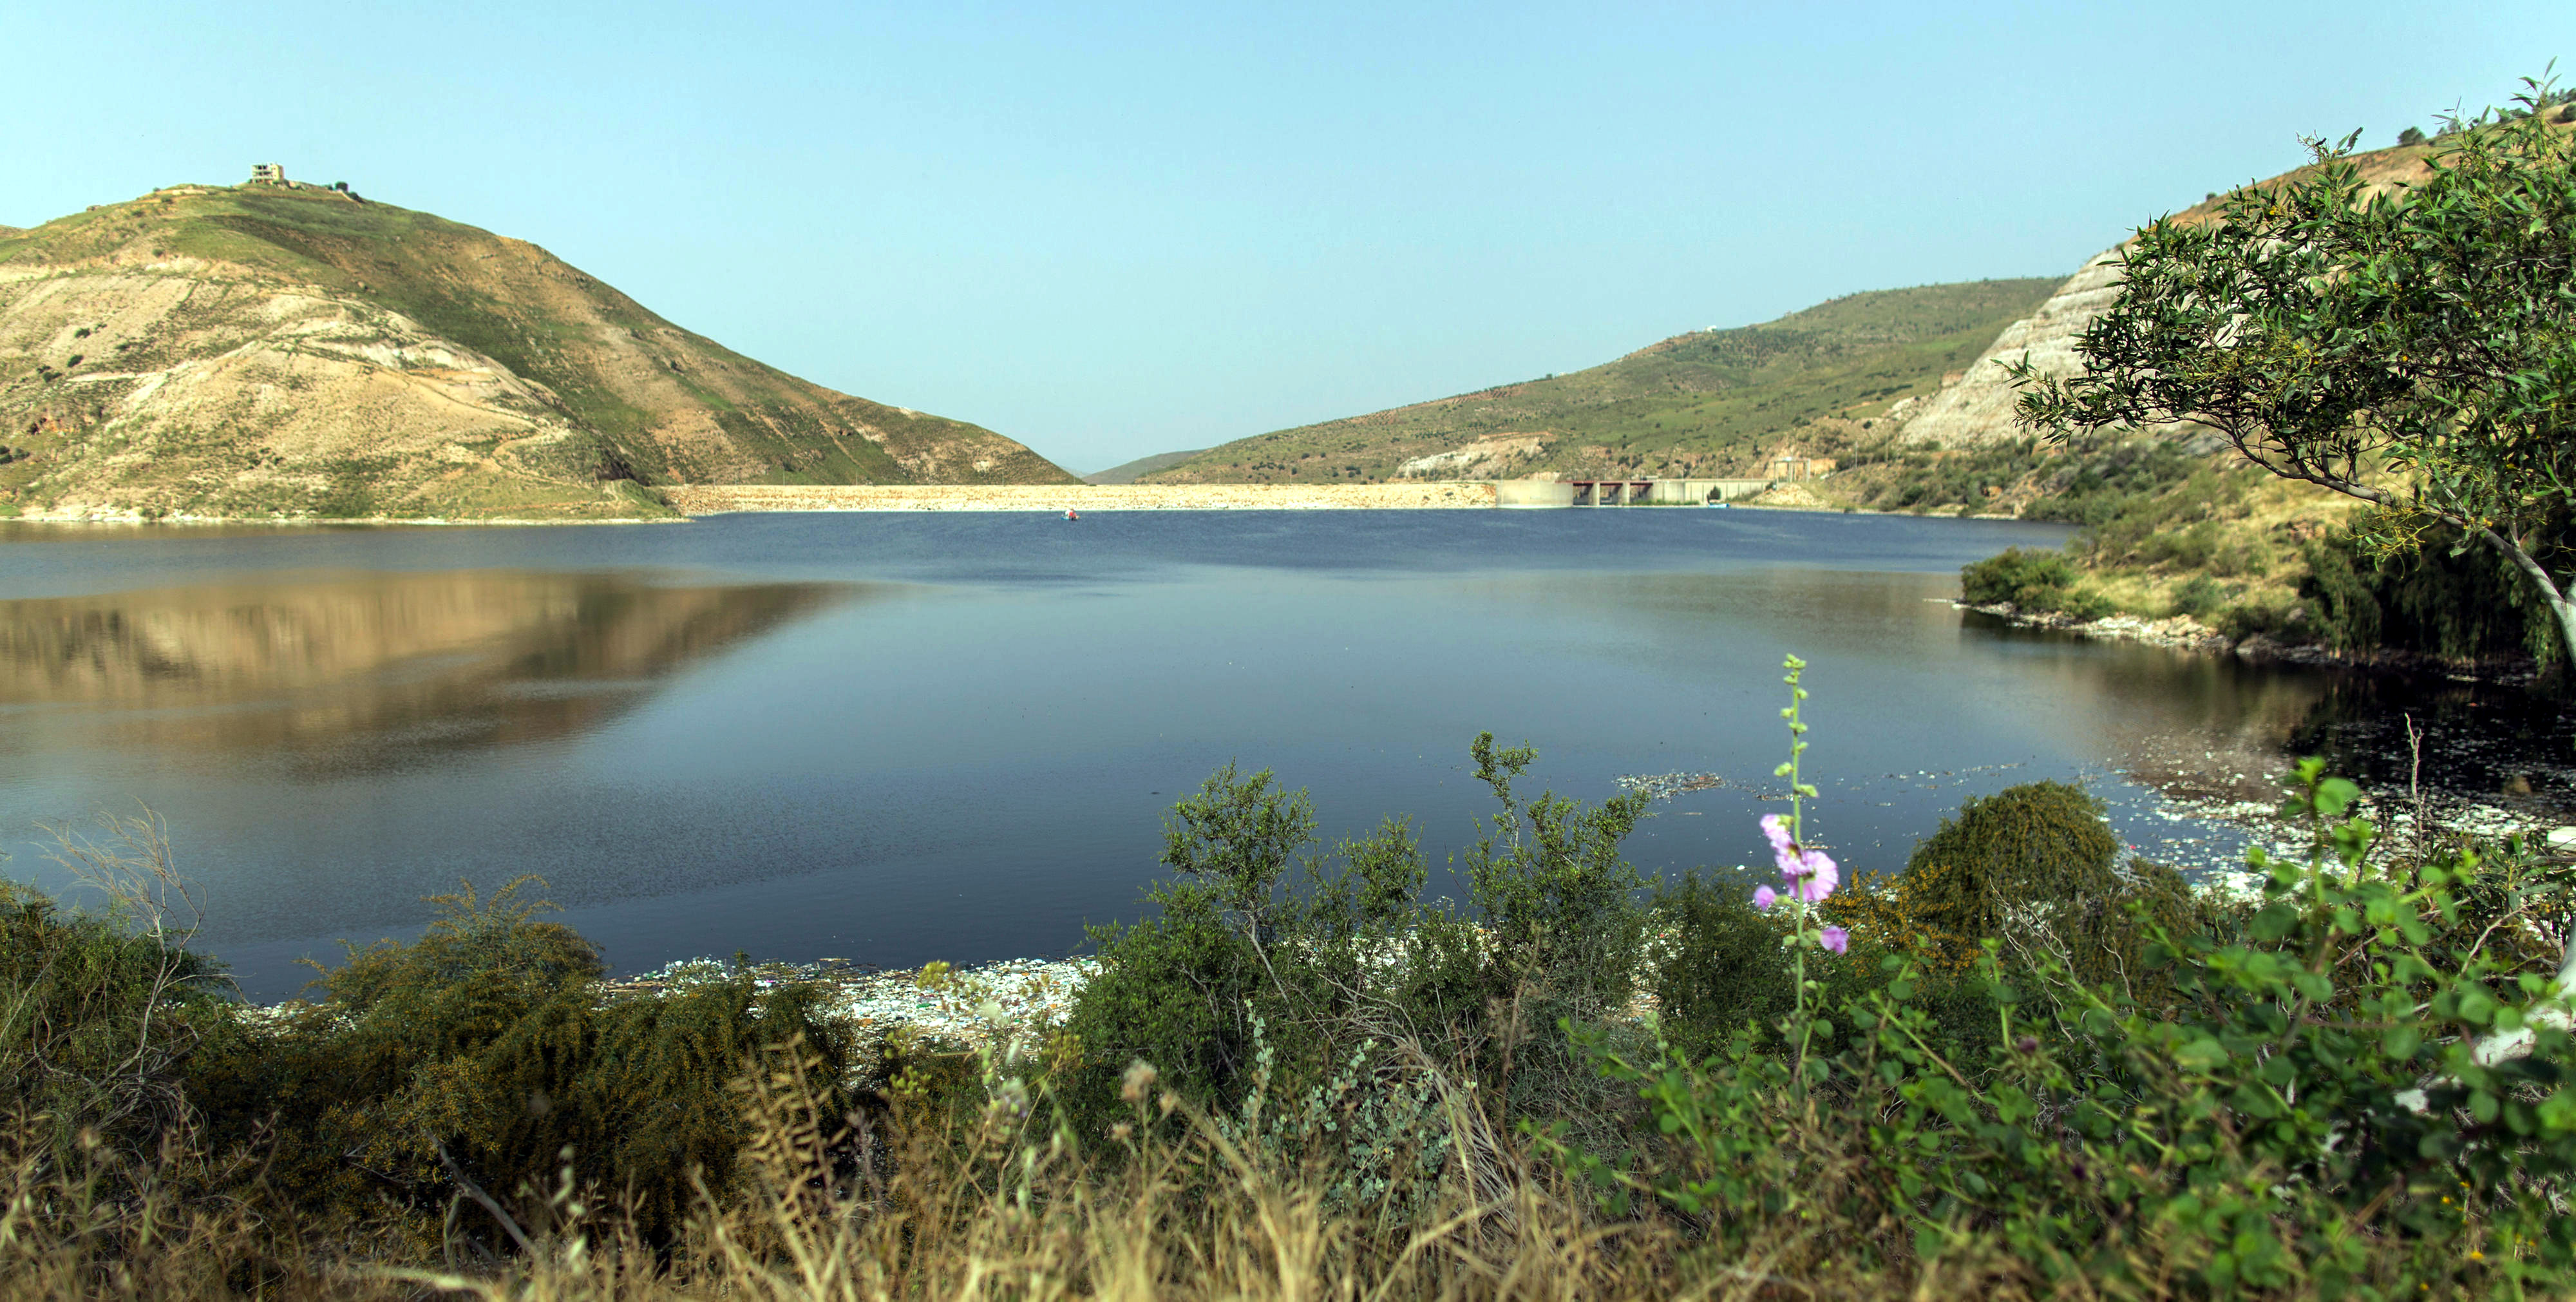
[6,3,2565,473]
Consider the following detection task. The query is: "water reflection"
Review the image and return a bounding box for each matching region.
[0,572,855,774]
[1951,616,2573,818]
[1506,572,2324,776]
[1951,616,2340,804]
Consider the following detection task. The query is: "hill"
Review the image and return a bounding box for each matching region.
[0,180,1074,521]
[1894,139,2448,449]
[1083,448,1204,484]
[1141,278,2061,485]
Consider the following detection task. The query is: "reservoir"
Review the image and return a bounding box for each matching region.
[0,509,2552,999]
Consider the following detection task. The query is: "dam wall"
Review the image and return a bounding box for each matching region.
[665,482,1499,514]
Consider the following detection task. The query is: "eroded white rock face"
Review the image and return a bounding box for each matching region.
[1897,249,2125,447]
[1396,434,1548,478]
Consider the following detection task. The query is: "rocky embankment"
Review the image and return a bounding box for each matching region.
[1958,600,2542,684]
[667,482,1499,512]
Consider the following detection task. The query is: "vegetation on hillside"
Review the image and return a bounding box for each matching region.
[0,184,1072,521]
[1081,448,1205,484]
[1142,278,2061,485]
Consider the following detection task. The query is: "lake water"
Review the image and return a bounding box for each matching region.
[0,509,2510,999]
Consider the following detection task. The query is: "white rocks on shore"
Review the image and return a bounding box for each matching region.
[1956,601,2229,651]
[607,955,1100,1055]
[1956,600,2540,682]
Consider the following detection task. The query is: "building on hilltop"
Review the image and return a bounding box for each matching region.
[249,163,286,184]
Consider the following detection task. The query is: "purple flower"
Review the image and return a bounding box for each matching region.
[1819,926,1849,955]
[1763,815,1839,901]
[1751,885,1777,912]
[1788,850,1839,903]
[1763,817,1804,877]
[1760,814,1794,856]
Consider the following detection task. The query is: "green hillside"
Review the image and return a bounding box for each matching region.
[1083,448,1204,484]
[0,181,1072,521]
[1144,278,2063,484]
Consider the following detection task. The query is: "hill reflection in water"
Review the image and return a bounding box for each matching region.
[0,572,857,774]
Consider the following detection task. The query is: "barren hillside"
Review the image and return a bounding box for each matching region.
[0,181,1074,521]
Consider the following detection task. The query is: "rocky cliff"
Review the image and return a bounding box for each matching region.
[0,183,1074,521]
[1891,250,2125,447]
[1896,141,2444,448]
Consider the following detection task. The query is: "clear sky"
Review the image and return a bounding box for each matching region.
[6,3,2565,474]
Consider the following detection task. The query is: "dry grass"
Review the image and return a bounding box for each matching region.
[0,1025,2126,1302]
[0,1046,1709,1302]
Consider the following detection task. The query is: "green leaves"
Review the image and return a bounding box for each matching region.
[1559,743,2576,1291]
[2014,77,2576,664]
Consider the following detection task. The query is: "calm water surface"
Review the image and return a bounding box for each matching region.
[0,510,2386,997]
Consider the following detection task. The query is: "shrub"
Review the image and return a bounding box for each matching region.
[1960,547,2120,619]
[189,878,853,1247]
[2299,523,2566,667]
[1827,781,2210,995]
[0,814,229,1184]
[1654,870,1924,1062]
[1061,734,1651,1152]
[2215,593,2300,641]
[1959,546,2075,607]
[2168,573,2227,618]
[1561,740,2576,1291]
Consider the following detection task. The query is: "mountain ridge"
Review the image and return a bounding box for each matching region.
[1140,278,2063,486]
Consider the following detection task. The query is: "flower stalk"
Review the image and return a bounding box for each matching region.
[1752,653,1846,1074]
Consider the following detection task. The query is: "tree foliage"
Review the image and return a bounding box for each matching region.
[2013,78,2576,663]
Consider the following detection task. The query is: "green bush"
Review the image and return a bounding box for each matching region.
[1905,781,2119,915]
[1960,547,2114,618]
[1960,547,2076,606]
[0,813,233,1200]
[2215,593,2301,641]
[2054,586,2116,620]
[1061,734,1651,1153]
[189,878,853,1247]
[2168,573,2228,618]
[1652,870,1913,1063]
[2299,523,2566,668]
[1560,756,2576,1292]
[0,885,226,1178]
[1817,781,2213,1006]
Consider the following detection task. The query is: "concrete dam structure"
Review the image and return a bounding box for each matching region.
[1494,478,1777,508]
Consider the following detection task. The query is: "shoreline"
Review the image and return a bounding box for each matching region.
[0,482,2078,524]
[1955,600,2545,685]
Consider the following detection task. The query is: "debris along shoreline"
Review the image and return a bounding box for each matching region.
[1620,748,2574,901]
[1953,599,2544,684]
[600,955,1099,1080]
